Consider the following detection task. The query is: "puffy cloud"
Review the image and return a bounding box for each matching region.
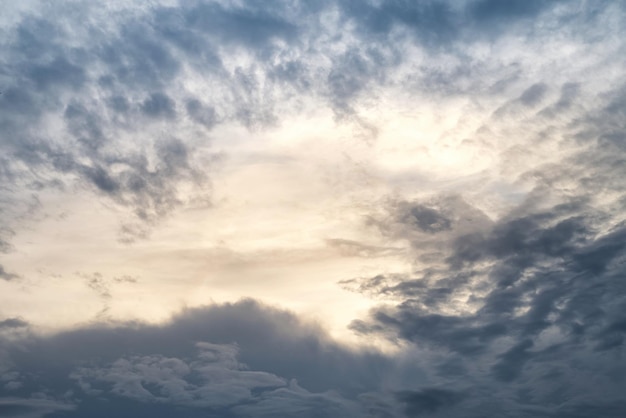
[0,300,398,417]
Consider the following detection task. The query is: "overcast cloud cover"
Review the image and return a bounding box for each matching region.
[1,0,626,417]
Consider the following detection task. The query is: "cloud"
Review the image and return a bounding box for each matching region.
[342,54,626,415]
[403,205,453,234]
[0,300,397,417]
[141,93,177,120]
[70,343,286,408]
[0,2,211,244]
[0,319,28,330]
[0,0,617,249]
[185,3,298,49]
[0,265,19,281]
[348,186,626,411]
[0,397,74,418]
[395,388,465,416]
[469,0,555,22]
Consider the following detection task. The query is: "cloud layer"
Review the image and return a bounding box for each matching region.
[1,300,393,417]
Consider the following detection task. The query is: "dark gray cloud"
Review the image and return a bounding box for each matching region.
[338,0,458,45]
[186,99,217,129]
[0,318,28,329]
[185,3,298,49]
[0,300,397,418]
[0,398,74,418]
[395,388,465,416]
[350,192,626,406]
[344,74,626,415]
[405,205,452,234]
[141,93,177,119]
[469,0,553,22]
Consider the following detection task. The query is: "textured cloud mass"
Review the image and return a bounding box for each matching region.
[1,0,625,417]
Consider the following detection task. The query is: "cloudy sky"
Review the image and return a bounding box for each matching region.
[1,0,625,417]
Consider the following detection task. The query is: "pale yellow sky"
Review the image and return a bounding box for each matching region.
[0,95,580,345]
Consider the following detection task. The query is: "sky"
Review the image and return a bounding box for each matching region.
[0,0,625,417]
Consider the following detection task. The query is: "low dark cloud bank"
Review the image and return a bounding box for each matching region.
[0,300,399,417]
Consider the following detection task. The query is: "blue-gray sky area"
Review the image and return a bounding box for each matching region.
[1,1,626,417]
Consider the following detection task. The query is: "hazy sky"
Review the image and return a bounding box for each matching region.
[1,1,626,417]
